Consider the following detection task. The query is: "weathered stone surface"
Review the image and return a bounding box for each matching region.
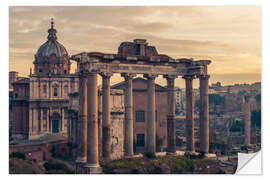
[183,75,195,152]
[110,115,124,160]
[199,75,210,153]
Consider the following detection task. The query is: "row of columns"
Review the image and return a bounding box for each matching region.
[76,72,210,171]
[183,75,210,154]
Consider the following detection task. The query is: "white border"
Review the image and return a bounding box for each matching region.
[1,0,269,179]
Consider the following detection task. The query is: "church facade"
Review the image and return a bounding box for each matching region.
[11,19,79,140]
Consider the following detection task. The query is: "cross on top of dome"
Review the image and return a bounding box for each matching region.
[48,17,57,41]
[51,18,54,29]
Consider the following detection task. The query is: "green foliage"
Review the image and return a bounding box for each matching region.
[43,160,74,174]
[174,158,194,172]
[143,152,156,159]
[9,152,25,160]
[100,158,133,174]
[9,158,45,174]
[100,155,224,174]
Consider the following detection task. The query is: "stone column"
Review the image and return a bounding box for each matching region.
[199,75,210,154]
[144,74,157,153]
[164,75,177,154]
[86,72,99,168]
[101,72,113,159]
[121,73,136,157]
[76,74,88,163]
[98,90,103,158]
[183,75,195,153]
[244,96,251,146]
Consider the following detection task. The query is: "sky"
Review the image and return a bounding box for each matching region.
[9,6,261,88]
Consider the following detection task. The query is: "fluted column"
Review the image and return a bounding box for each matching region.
[144,74,158,153]
[121,73,136,157]
[164,75,177,154]
[76,74,87,163]
[101,72,113,159]
[199,75,210,154]
[86,72,99,167]
[183,75,195,153]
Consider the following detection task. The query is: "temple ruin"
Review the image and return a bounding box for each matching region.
[70,39,211,173]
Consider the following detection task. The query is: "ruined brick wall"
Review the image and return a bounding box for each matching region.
[97,89,125,159]
[110,114,124,159]
[117,40,158,58]
[9,140,68,162]
[11,100,29,139]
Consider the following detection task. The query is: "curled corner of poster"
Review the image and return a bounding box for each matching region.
[235,150,262,175]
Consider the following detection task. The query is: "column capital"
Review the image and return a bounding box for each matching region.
[121,73,136,80]
[100,72,113,79]
[182,75,195,80]
[143,74,158,80]
[163,74,178,80]
[198,74,210,80]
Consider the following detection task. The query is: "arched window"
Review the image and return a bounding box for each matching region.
[52,83,59,97]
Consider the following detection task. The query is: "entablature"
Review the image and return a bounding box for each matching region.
[71,52,211,77]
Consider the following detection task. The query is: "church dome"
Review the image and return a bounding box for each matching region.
[36,39,68,58]
[34,18,70,75]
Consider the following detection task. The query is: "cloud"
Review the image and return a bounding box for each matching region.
[9,6,261,85]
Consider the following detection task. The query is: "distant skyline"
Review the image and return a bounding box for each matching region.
[9,6,261,88]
